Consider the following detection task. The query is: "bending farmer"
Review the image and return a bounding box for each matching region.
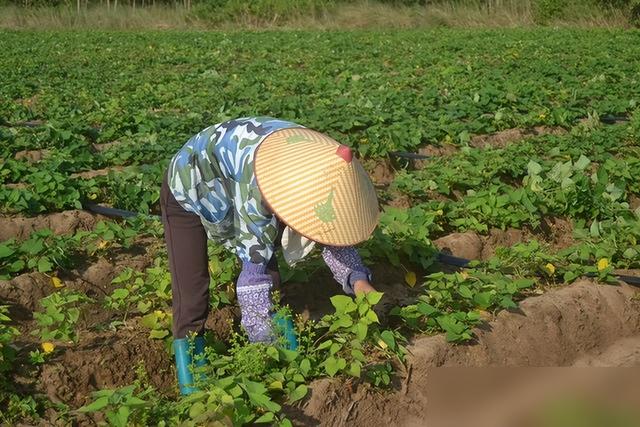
[160,117,380,394]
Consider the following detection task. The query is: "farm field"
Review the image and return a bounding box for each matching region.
[1,29,640,425]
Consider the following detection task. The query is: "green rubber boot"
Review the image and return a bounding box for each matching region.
[173,336,206,395]
[272,312,298,351]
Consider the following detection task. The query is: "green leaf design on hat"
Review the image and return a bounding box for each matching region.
[315,190,335,223]
[287,135,308,144]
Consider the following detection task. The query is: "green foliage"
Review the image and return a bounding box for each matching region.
[392,270,534,342]
[0,306,19,376]
[32,291,93,343]
[524,155,630,220]
[364,206,442,269]
[105,261,173,317]
[191,0,335,23]
[80,291,402,425]
[207,242,240,287]
[2,28,640,426]
[28,349,47,365]
[0,229,73,279]
[0,219,150,280]
[0,394,41,425]
[2,29,640,219]
[447,185,539,232]
[97,165,163,214]
[315,293,382,377]
[394,146,638,235]
[106,250,233,336]
[78,384,150,427]
[533,0,566,23]
[560,217,640,275]
[0,306,45,424]
[138,310,172,341]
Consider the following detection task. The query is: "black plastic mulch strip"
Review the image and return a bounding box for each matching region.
[389,151,430,160]
[84,203,156,219]
[599,115,630,124]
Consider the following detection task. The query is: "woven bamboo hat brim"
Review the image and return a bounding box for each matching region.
[255,128,380,246]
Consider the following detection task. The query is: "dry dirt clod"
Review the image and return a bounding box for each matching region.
[14,148,50,162]
[70,166,125,180]
[470,126,566,149]
[204,305,237,341]
[343,401,356,423]
[434,232,483,261]
[0,272,52,312]
[364,159,395,187]
[413,144,458,168]
[480,228,524,260]
[0,209,102,241]
[386,191,411,209]
[92,140,123,152]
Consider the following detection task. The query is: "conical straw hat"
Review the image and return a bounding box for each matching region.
[255,128,379,246]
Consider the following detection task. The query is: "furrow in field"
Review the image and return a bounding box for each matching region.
[11,141,122,164]
[69,165,126,179]
[0,252,154,314]
[296,280,640,426]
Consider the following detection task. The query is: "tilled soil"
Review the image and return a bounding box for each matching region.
[37,328,174,407]
[294,279,640,426]
[469,126,567,149]
[3,210,639,426]
[0,252,153,315]
[0,210,104,241]
[573,336,640,366]
[434,217,575,262]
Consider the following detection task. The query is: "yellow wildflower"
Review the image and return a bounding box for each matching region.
[88,193,98,200]
[544,263,556,275]
[597,258,610,271]
[51,276,64,288]
[41,342,55,354]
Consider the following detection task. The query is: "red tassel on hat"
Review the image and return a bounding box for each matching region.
[336,145,353,163]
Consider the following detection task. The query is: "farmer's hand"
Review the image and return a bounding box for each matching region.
[354,279,391,324]
[353,279,376,295]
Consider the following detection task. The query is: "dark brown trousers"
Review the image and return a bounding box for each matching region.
[160,173,280,339]
[160,174,210,339]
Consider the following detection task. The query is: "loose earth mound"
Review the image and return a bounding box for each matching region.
[296,280,640,426]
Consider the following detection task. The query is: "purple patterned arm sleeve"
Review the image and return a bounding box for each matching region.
[236,262,273,343]
[321,246,372,295]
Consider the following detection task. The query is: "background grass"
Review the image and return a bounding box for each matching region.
[0,0,638,30]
